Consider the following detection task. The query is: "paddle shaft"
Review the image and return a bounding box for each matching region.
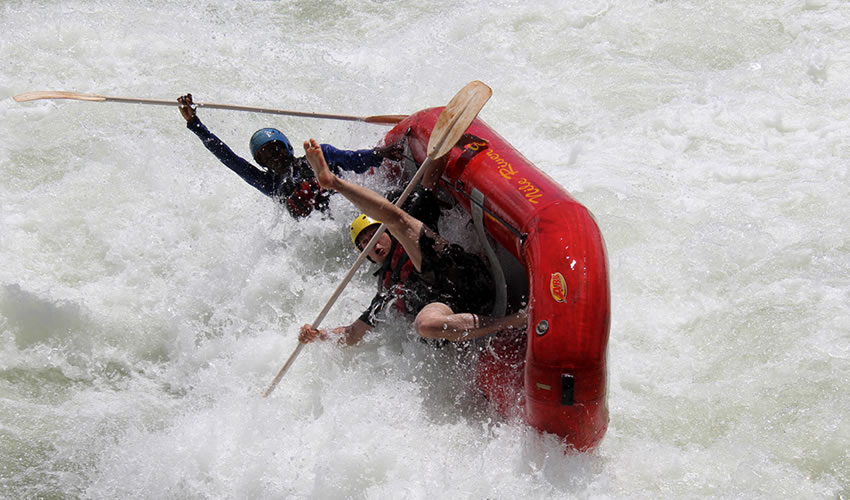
[13,91,406,125]
[119,96,406,124]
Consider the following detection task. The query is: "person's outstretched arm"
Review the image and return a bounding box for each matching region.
[304,138,426,271]
[177,93,277,196]
[415,304,528,341]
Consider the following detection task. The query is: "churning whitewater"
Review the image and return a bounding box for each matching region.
[1,1,848,498]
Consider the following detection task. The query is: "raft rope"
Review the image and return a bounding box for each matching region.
[453,179,528,245]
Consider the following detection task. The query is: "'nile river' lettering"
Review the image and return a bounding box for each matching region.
[484,149,541,204]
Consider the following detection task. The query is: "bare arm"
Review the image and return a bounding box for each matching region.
[304,138,426,270]
[414,305,528,342]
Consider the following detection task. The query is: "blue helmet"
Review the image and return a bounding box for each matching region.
[249,128,294,161]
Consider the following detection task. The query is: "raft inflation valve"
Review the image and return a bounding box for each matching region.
[535,320,549,336]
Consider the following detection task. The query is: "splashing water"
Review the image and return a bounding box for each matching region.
[1,1,848,498]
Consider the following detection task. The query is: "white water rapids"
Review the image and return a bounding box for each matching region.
[1,1,848,498]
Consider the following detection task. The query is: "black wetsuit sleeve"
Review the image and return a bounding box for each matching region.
[358,290,394,327]
[186,117,277,197]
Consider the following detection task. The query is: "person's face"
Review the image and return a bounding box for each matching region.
[255,141,293,174]
[357,226,391,263]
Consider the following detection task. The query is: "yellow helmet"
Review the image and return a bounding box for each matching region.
[349,214,381,250]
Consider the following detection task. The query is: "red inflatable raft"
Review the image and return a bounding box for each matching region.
[384,108,611,450]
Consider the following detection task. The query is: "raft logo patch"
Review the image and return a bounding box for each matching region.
[550,272,567,303]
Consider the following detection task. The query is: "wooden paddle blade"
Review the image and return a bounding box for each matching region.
[13,90,106,103]
[427,81,492,159]
[363,114,409,125]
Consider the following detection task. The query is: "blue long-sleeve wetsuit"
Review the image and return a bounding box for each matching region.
[186,116,387,217]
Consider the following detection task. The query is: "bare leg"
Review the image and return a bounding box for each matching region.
[304,139,426,270]
[420,155,449,190]
[414,303,528,341]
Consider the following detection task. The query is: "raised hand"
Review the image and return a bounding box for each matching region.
[177,94,196,122]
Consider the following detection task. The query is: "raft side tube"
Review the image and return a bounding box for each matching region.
[523,203,610,449]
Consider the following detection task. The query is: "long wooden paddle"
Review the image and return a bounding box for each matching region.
[261,80,493,398]
[13,90,407,125]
